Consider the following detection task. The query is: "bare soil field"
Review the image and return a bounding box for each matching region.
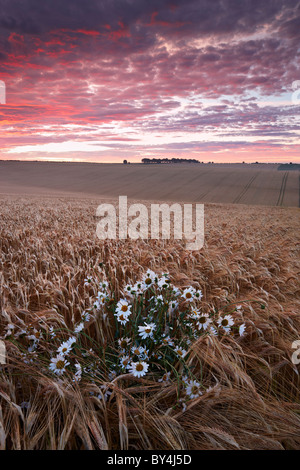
[0,161,299,207]
[0,193,300,449]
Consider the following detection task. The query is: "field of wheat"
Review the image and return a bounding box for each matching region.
[0,194,300,450]
[0,161,299,207]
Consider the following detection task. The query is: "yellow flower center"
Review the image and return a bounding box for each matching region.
[121,305,128,312]
[222,319,229,326]
[136,363,144,372]
[56,360,65,370]
[145,328,151,333]
[199,317,206,324]
[185,292,192,299]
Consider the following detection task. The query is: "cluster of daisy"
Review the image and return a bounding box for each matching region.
[1,268,249,406]
[3,321,45,354]
[49,336,76,375]
[106,270,247,399]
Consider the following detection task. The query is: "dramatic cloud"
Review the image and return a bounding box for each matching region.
[0,0,299,162]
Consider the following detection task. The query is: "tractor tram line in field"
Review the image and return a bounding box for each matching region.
[196,171,237,203]
[276,171,288,207]
[233,173,259,204]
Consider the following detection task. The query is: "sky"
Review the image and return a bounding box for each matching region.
[0,0,299,163]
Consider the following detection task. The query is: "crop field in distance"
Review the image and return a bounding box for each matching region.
[0,161,299,207]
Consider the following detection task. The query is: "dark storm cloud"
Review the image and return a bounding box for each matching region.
[0,0,298,37]
[0,0,299,161]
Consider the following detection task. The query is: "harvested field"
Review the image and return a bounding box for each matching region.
[0,161,299,207]
[0,193,300,450]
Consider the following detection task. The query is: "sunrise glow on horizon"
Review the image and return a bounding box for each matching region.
[0,0,299,164]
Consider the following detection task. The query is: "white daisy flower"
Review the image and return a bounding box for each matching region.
[157,277,169,289]
[98,296,107,308]
[97,291,106,301]
[170,300,179,311]
[74,322,85,334]
[131,345,144,357]
[181,375,190,385]
[115,311,130,325]
[138,322,156,339]
[99,281,109,291]
[15,328,27,337]
[197,314,212,330]
[174,346,187,359]
[124,283,132,292]
[57,340,72,356]
[189,308,201,319]
[5,323,15,337]
[217,315,234,331]
[154,294,164,304]
[128,361,149,378]
[118,337,131,351]
[132,281,145,295]
[182,287,196,302]
[194,290,203,300]
[82,311,91,322]
[27,328,43,342]
[161,335,174,347]
[119,355,131,369]
[68,336,77,345]
[158,371,171,384]
[49,326,56,338]
[139,346,149,359]
[73,363,82,382]
[239,323,246,337]
[91,300,101,311]
[116,299,132,315]
[210,326,218,336]
[151,352,162,360]
[185,379,202,399]
[172,287,181,297]
[142,270,156,288]
[84,277,93,286]
[49,355,70,375]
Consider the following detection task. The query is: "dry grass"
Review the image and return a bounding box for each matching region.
[0,194,300,450]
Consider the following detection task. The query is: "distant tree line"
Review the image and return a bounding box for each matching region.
[141,158,200,164]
